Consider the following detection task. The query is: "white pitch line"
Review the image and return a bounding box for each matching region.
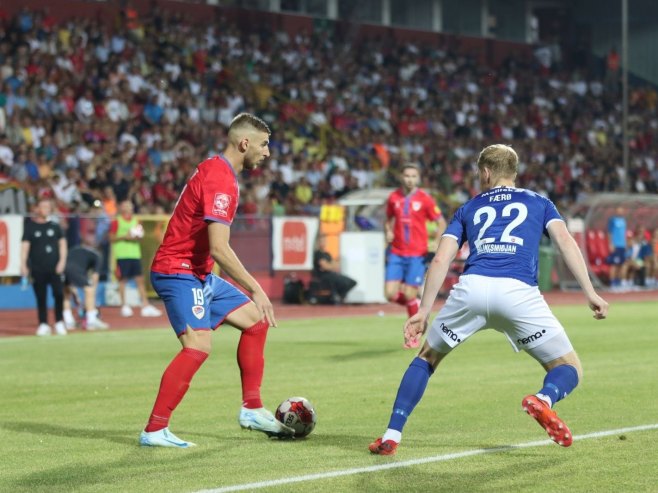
[192,423,658,493]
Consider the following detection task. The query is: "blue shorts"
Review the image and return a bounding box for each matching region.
[151,272,250,335]
[116,259,142,279]
[385,253,426,286]
[606,247,626,266]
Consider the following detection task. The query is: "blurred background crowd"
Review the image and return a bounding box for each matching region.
[2,3,658,226]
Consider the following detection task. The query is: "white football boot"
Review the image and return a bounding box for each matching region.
[238,407,295,438]
[139,427,196,448]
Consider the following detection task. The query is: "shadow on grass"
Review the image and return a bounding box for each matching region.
[1,420,141,446]
[0,420,216,491]
[328,348,399,362]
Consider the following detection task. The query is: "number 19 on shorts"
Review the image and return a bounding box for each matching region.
[192,288,204,305]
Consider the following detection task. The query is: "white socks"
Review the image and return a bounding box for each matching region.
[382,429,402,444]
[63,309,75,325]
[536,393,553,408]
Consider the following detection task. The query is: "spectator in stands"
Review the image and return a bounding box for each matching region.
[109,200,162,318]
[62,232,109,331]
[621,231,641,290]
[21,197,67,336]
[311,233,357,304]
[0,133,14,168]
[293,176,313,211]
[624,226,655,288]
[606,207,627,290]
[1,4,658,231]
[638,227,655,287]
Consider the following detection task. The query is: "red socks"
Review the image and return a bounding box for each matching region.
[393,292,419,316]
[406,298,420,317]
[145,347,208,432]
[237,319,269,409]
[144,319,269,431]
[392,292,407,305]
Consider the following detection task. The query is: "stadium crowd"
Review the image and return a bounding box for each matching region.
[1,5,658,290]
[2,5,658,219]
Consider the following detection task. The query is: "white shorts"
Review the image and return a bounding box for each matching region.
[426,275,573,363]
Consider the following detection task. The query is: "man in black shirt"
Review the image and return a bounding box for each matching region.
[311,234,357,304]
[63,233,109,331]
[21,197,67,336]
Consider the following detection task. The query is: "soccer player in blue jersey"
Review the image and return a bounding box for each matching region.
[369,144,609,455]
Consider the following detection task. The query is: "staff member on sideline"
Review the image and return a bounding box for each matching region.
[21,197,68,336]
[110,200,162,318]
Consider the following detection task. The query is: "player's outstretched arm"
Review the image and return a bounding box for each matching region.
[208,222,276,326]
[547,221,609,320]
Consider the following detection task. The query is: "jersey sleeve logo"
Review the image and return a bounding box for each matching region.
[212,193,231,217]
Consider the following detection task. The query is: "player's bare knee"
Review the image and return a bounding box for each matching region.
[226,302,267,330]
[543,350,583,382]
[559,351,582,379]
[568,354,583,381]
[180,328,212,354]
[418,343,446,370]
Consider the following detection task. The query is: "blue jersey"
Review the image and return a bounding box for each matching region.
[443,187,563,286]
[607,216,626,248]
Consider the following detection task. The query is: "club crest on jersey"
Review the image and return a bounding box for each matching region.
[412,201,422,211]
[192,305,205,319]
[212,193,231,216]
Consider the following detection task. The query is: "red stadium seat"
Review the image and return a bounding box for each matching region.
[585,229,610,280]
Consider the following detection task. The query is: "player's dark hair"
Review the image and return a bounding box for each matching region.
[228,113,271,135]
[477,144,518,178]
[400,162,421,173]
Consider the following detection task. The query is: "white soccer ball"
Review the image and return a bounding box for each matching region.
[129,224,144,239]
[275,397,317,438]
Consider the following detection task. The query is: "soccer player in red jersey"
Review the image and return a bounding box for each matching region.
[385,163,446,348]
[139,113,294,448]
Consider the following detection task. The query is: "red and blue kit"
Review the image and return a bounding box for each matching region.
[151,155,248,335]
[152,155,239,280]
[386,188,442,257]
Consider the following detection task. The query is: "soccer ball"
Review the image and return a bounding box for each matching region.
[275,397,317,438]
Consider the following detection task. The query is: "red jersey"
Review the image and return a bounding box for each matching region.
[151,155,239,279]
[386,188,441,256]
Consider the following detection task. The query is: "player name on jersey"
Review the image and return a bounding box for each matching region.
[476,242,518,255]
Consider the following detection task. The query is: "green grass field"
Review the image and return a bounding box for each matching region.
[1,301,657,493]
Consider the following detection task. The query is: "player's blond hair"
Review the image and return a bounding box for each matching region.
[228,113,271,137]
[477,144,518,179]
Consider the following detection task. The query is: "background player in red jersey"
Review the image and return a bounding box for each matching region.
[140,113,294,448]
[384,163,446,348]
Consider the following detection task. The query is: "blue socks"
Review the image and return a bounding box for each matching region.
[388,357,434,432]
[537,365,579,407]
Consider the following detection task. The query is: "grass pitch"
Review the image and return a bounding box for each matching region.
[1,301,656,493]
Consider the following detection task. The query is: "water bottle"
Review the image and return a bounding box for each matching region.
[21,276,29,290]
